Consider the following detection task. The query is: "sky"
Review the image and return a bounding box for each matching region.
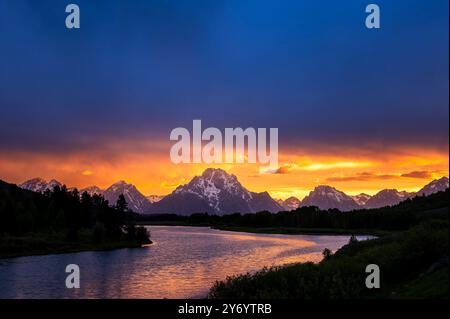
[0,0,448,199]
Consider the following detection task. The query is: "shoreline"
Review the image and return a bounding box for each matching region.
[212,226,386,236]
[1,225,382,260]
[0,240,152,260]
[139,222,386,236]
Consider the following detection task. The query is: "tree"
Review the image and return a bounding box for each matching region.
[116,194,128,213]
[135,226,151,244]
[349,234,359,245]
[322,248,332,261]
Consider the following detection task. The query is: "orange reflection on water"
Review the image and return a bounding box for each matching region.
[0,226,367,299]
[94,227,359,299]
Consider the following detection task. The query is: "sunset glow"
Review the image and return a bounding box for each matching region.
[1,141,447,200]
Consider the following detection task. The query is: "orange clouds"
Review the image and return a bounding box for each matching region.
[325,170,447,182]
[401,170,440,179]
[81,170,93,176]
[0,139,448,200]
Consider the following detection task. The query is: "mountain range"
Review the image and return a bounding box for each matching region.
[147,168,283,215]
[18,172,449,214]
[20,178,153,214]
[277,197,301,211]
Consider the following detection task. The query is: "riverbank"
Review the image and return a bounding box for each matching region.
[213,226,387,236]
[137,221,386,236]
[0,225,362,298]
[0,231,151,259]
[209,219,449,299]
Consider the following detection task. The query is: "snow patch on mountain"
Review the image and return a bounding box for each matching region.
[300,185,359,212]
[351,193,372,206]
[149,168,281,215]
[103,181,150,213]
[416,177,449,197]
[19,178,62,193]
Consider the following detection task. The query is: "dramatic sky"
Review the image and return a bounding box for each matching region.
[0,0,448,199]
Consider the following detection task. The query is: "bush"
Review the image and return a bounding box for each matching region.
[93,222,106,243]
[209,219,449,299]
[135,226,151,244]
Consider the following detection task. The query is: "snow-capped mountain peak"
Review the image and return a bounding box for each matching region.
[300,185,359,211]
[351,193,372,206]
[364,189,414,209]
[103,181,150,213]
[174,168,253,211]
[149,168,282,215]
[19,178,62,193]
[79,186,104,196]
[417,176,449,196]
[277,196,301,211]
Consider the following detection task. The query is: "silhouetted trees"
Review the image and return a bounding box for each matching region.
[0,180,150,244]
[138,189,449,232]
[116,194,128,213]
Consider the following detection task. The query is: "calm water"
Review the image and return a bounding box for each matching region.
[0,226,369,299]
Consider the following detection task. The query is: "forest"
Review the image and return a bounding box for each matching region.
[208,190,449,299]
[138,189,449,233]
[0,180,150,258]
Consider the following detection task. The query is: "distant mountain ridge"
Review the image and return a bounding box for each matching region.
[277,197,301,211]
[102,181,151,214]
[19,178,62,193]
[416,177,449,196]
[364,189,414,209]
[351,193,371,206]
[147,195,165,203]
[301,185,360,211]
[299,177,448,211]
[147,168,283,215]
[79,185,103,197]
[19,178,152,214]
[17,175,449,214]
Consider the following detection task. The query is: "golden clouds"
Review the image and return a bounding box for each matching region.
[0,141,448,200]
[275,161,373,174]
[81,170,93,176]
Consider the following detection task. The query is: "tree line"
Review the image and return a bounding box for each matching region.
[0,180,150,244]
[139,189,449,231]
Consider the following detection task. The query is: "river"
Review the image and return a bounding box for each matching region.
[0,226,370,298]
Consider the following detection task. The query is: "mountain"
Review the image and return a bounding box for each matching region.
[79,185,104,196]
[17,175,448,215]
[147,195,165,203]
[278,197,301,211]
[351,193,372,206]
[19,178,62,193]
[416,177,449,197]
[364,189,414,209]
[147,168,283,215]
[300,185,359,212]
[103,181,150,213]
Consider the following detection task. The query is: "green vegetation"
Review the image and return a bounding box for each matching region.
[209,217,449,299]
[0,180,151,258]
[139,190,449,235]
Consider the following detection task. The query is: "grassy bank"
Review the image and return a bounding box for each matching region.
[0,230,150,259]
[209,218,449,299]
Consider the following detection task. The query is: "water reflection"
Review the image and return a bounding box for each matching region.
[0,226,370,299]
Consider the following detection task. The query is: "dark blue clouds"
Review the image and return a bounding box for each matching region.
[0,0,448,153]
